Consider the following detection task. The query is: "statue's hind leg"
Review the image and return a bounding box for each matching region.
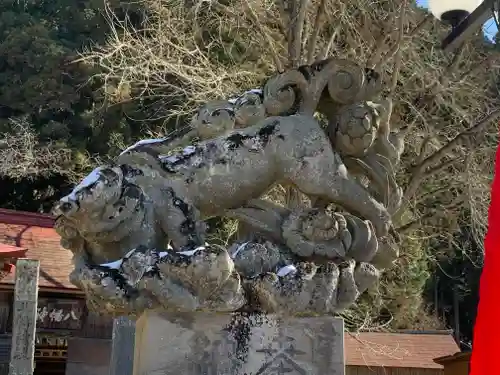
[286,153,391,237]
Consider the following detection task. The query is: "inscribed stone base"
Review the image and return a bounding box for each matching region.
[133,312,345,375]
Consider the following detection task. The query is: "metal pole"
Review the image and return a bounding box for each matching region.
[442,0,496,51]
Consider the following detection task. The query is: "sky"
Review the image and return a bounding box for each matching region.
[416,0,498,41]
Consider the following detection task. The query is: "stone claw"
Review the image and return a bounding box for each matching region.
[248,258,380,315]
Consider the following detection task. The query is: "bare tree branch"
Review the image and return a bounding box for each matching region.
[428,45,464,96]
[397,212,435,233]
[306,0,327,64]
[375,13,433,69]
[395,109,500,222]
[321,24,341,59]
[243,0,285,72]
[0,117,82,181]
[423,157,463,179]
[417,110,500,173]
[388,1,407,98]
[397,197,465,233]
[366,27,390,68]
[288,0,310,67]
[458,55,497,82]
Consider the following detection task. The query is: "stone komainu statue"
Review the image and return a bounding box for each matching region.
[54,58,404,317]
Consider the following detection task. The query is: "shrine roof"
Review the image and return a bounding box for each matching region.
[0,243,27,258]
[345,331,460,369]
[0,208,77,291]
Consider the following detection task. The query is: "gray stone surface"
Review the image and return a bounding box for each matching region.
[65,363,109,375]
[109,317,136,375]
[66,337,111,375]
[133,312,344,375]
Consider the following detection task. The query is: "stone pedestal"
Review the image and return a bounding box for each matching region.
[133,312,345,375]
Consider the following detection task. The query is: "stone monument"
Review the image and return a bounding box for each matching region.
[53,58,404,375]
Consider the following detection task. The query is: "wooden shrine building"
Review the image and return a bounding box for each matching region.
[0,209,112,375]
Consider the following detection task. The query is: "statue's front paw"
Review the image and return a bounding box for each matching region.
[139,275,201,312]
[158,245,235,301]
[75,263,154,316]
[230,241,284,278]
[308,263,340,312]
[333,260,380,313]
[333,260,359,311]
[204,271,246,312]
[249,259,381,315]
[250,262,321,314]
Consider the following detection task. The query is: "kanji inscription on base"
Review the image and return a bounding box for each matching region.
[132,312,344,375]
